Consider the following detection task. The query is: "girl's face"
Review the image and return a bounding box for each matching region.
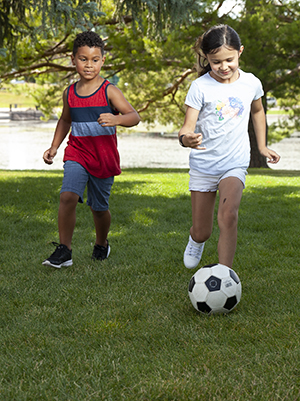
[206,45,244,84]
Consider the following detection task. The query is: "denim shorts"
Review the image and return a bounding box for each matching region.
[61,161,114,211]
[189,168,247,192]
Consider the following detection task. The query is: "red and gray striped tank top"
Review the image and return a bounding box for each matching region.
[63,79,121,178]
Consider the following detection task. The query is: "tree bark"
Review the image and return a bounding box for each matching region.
[248,116,268,168]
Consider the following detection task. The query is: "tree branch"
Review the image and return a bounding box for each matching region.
[137,68,195,113]
[1,61,127,80]
[274,64,300,87]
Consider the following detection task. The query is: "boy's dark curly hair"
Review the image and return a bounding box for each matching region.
[73,31,104,56]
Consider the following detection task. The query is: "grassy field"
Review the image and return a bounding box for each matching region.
[0,87,36,108]
[0,168,299,400]
[0,86,286,114]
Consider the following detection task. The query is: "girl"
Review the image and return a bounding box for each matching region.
[178,24,280,269]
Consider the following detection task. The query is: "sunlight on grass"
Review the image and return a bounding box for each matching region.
[0,87,36,108]
[132,207,157,226]
[0,168,299,400]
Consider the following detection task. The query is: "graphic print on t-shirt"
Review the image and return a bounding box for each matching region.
[215,97,244,121]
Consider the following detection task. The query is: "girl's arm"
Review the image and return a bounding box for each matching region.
[98,85,140,127]
[251,98,280,164]
[43,89,72,165]
[178,106,205,149]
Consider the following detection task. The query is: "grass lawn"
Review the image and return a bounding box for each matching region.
[266,109,287,115]
[0,87,36,108]
[0,86,286,114]
[0,168,299,400]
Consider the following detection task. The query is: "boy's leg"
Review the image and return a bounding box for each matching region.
[58,191,80,250]
[184,191,216,268]
[43,161,87,268]
[217,177,244,268]
[91,208,111,261]
[87,174,114,261]
[56,161,88,250]
[91,208,111,248]
[42,191,78,268]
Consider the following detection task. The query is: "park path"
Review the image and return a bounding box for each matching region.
[0,111,299,171]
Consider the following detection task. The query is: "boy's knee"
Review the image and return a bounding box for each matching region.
[91,208,110,218]
[60,191,79,205]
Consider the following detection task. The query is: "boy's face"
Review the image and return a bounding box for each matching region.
[71,46,105,81]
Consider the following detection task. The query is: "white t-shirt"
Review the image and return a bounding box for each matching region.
[185,69,264,175]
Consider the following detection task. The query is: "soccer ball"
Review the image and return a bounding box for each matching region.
[188,263,242,315]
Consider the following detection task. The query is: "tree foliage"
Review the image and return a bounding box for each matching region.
[0,1,103,56]
[0,0,299,167]
[113,0,200,34]
[231,0,300,149]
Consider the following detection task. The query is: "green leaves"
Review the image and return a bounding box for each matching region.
[1,0,300,147]
[0,1,105,50]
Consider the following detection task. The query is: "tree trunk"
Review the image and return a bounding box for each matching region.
[248,115,268,168]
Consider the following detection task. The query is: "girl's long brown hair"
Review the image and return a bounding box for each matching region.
[193,25,242,76]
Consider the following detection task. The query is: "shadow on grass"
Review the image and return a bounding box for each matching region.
[0,169,299,400]
[248,167,300,177]
[0,168,298,270]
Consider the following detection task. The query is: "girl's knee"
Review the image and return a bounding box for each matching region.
[191,227,212,243]
[218,207,238,229]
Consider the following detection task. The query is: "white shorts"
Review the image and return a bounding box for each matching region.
[189,168,247,192]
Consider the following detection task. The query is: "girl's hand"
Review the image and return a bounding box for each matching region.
[181,132,206,150]
[260,147,280,164]
[97,113,117,127]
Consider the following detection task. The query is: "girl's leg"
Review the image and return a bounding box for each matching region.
[190,190,217,242]
[217,177,244,268]
[184,191,216,268]
[91,208,111,248]
[58,191,79,250]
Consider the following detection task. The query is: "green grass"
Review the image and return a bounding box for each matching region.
[0,168,299,400]
[266,109,291,116]
[0,87,287,114]
[0,87,36,108]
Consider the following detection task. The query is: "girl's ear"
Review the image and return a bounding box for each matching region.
[239,46,244,57]
[71,55,75,65]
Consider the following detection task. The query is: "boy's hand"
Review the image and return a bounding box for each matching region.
[97,113,117,127]
[43,147,57,165]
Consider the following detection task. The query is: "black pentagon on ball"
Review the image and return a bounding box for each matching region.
[205,275,221,291]
[189,276,196,292]
[203,263,218,268]
[197,302,212,314]
[230,269,240,284]
[224,296,238,310]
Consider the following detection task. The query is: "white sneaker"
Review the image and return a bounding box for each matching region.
[184,235,205,269]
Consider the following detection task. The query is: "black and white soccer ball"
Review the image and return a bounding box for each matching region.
[188,263,242,315]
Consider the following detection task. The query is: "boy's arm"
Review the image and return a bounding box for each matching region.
[97,85,140,127]
[178,106,205,149]
[43,89,72,165]
[251,98,280,164]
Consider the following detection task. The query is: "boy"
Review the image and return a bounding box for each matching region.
[42,31,140,268]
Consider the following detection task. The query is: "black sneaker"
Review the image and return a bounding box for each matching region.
[42,242,73,268]
[92,241,111,261]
